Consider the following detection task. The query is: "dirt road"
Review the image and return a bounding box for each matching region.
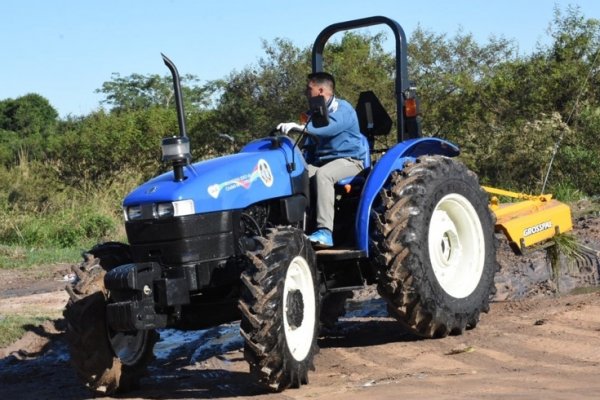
[1,277,599,399]
[0,212,599,399]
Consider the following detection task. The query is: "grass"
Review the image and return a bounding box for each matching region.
[546,232,598,292]
[0,314,52,348]
[551,182,585,203]
[0,244,84,270]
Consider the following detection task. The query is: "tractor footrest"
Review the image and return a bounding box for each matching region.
[316,248,366,261]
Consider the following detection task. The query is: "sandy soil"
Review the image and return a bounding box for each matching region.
[0,211,599,400]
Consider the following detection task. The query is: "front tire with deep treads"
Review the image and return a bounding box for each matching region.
[239,227,320,391]
[63,243,158,394]
[371,156,497,338]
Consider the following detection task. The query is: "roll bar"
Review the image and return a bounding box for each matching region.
[311,16,420,142]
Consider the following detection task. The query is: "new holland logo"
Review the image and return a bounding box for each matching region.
[523,221,553,237]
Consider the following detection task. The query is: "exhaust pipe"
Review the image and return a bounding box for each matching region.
[161,53,191,182]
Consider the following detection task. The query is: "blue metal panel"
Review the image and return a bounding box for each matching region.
[354,138,460,253]
[123,136,306,213]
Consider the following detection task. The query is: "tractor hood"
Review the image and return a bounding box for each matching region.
[123,137,305,214]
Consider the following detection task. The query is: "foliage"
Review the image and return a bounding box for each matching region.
[50,107,176,184]
[0,94,59,165]
[0,93,58,137]
[0,245,82,270]
[0,157,136,249]
[408,25,517,139]
[207,37,311,142]
[96,72,212,113]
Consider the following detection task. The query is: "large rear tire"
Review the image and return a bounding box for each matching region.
[64,244,158,394]
[371,156,497,338]
[239,227,320,391]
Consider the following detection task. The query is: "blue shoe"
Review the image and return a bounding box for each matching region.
[308,228,333,248]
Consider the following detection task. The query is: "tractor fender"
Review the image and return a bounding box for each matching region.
[355,137,460,253]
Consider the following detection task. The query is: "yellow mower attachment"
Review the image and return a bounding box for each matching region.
[483,186,573,253]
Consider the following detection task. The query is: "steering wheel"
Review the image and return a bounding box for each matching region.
[288,127,320,147]
[270,126,320,148]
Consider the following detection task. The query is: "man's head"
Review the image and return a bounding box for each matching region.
[306,72,335,100]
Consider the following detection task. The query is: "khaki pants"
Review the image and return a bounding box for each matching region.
[307,157,364,232]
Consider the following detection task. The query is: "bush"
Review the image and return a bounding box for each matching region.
[0,157,133,249]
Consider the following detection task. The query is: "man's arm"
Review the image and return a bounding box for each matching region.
[307,106,354,138]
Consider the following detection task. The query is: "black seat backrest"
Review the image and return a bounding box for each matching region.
[355,91,393,151]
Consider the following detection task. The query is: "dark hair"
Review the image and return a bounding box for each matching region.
[307,71,335,90]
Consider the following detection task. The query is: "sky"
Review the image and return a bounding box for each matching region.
[1,0,599,118]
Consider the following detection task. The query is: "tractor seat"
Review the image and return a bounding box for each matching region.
[335,90,391,190]
[336,134,370,188]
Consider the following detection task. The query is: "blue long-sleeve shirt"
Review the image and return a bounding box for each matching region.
[306,97,367,165]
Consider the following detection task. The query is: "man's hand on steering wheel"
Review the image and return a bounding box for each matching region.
[277,122,305,134]
[276,122,320,148]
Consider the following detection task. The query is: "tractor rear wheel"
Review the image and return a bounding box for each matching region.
[64,244,158,394]
[239,227,320,391]
[371,156,497,338]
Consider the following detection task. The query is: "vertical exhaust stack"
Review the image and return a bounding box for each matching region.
[161,53,191,182]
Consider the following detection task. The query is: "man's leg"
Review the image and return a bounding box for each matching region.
[312,158,363,232]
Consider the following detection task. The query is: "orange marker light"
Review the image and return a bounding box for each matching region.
[404,98,418,118]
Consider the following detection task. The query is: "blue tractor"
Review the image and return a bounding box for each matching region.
[64,16,497,394]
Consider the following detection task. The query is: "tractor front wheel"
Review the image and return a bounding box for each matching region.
[64,245,157,394]
[239,227,320,391]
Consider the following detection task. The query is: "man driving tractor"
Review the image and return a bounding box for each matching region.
[278,72,367,247]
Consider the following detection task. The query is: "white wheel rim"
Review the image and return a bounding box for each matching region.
[283,255,316,362]
[428,193,485,298]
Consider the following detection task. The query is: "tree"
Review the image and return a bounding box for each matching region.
[0,94,58,164]
[208,33,396,146]
[206,38,310,142]
[407,26,517,140]
[96,73,211,113]
[50,107,178,185]
[406,6,600,195]
[0,93,58,138]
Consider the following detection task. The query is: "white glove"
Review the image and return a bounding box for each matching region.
[277,122,304,134]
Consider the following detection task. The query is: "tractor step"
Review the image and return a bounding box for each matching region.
[316,248,367,261]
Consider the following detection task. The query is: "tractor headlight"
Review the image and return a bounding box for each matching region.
[123,200,195,221]
[125,205,143,221]
[155,202,174,219]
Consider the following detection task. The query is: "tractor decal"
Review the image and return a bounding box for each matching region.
[207,159,273,199]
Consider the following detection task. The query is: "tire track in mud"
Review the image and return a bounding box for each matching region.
[300,293,600,399]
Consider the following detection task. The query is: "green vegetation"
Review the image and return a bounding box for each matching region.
[546,231,598,292]
[0,5,598,269]
[0,245,82,270]
[0,314,53,348]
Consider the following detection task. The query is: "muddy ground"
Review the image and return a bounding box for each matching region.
[1,210,599,400]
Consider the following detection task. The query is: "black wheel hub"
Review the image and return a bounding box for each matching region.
[286,289,304,329]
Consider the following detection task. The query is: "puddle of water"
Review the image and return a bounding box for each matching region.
[154,322,243,362]
[153,329,201,360]
[191,323,243,363]
[148,298,387,363]
[344,297,388,318]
